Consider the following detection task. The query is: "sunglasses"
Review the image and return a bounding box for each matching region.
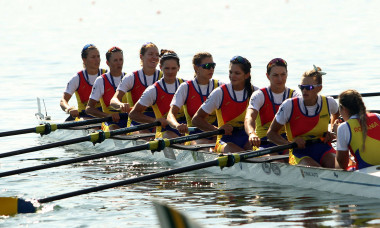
[107,46,122,53]
[267,58,287,69]
[230,55,248,65]
[197,62,216,69]
[298,84,322,91]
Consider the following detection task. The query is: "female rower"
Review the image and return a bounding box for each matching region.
[192,56,258,153]
[129,50,184,138]
[335,89,380,170]
[60,44,107,120]
[86,46,127,131]
[267,65,339,168]
[245,58,300,150]
[110,42,162,130]
[167,52,221,144]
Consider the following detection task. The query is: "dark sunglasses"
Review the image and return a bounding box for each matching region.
[298,84,322,91]
[107,46,122,53]
[197,62,216,69]
[230,55,248,65]
[267,58,287,69]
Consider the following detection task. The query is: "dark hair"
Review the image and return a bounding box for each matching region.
[192,52,212,78]
[81,44,98,59]
[230,56,254,98]
[267,58,287,74]
[140,42,158,56]
[339,89,367,151]
[159,49,180,66]
[106,46,123,61]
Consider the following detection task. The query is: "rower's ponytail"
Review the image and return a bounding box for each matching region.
[339,89,368,151]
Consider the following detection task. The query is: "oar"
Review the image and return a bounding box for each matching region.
[0,114,128,138]
[329,92,380,99]
[0,139,319,216]
[0,129,225,178]
[0,121,161,159]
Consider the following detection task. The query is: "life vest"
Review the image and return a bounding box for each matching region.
[126,69,163,127]
[215,84,249,141]
[285,96,330,141]
[152,78,184,138]
[255,87,294,138]
[347,113,380,169]
[183,79,219,127]
[126,69,163,107]
[99,72,125,114]
[74,68,107,112]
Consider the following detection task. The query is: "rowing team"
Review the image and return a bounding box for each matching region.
[60,42,380,171]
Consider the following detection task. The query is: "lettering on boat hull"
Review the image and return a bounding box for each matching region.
[262,163,281,176]
[300,169,319,178]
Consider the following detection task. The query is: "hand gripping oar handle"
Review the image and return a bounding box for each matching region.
[0,114,129,138]
[0,128,222,178]
[0,120,160,159]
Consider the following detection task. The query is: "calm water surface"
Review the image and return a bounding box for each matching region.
[1,0,380,227]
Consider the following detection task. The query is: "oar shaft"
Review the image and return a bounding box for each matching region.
[38,159,219,204]
[55,116,112,129]
[0,144,148,178]
[0,127,36,137]
[0,136,90,159]
[329,92,380,99]
[109,121,160,136]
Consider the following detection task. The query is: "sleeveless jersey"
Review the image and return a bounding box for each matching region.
[74,68,107,112]
[255,88,294,138]
[347,113,380,169]
[99,73,125,114]
[183,79,219,127]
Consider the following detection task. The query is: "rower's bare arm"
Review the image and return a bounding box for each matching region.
[244,108,260,147]
[60,92,79,117]
[110,90,130,113]
[267,119,289,145]
[167,105,188,134]
[336,150,349,170]
[330,112,340,129]
[129,103,155,124]
[86,98,108,118]
[192,108,218,132]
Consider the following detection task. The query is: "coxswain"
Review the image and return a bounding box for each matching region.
[335,89,380,170]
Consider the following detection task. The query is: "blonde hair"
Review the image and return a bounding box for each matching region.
[339,89,367,151]
[302,66,324,84]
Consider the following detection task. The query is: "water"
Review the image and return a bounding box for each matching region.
[1,0,380,227]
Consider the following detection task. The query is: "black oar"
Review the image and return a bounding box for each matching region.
[329,92,380,99]
[0,129,225,178]
[0,114,128,138]
[0,139,319,216]
[0,121,160,159]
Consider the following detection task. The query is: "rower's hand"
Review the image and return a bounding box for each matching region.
[69,108,80,118]
[332,118,343,135]
[293,137,306,149]
[119,103,131,113]
[111,113,120,122]
[248,132,261,147]
[220,124,233,135]
[323,131,336,143]
[156,118,169,128]
[176,123,188,135]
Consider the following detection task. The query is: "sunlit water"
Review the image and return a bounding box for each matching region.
[1,0,380,227]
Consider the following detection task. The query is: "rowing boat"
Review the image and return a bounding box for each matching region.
[34,106,380,200]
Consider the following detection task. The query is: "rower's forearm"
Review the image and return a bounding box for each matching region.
[129,111,155,124]
[85,107,109,118]
[244,118,256,135]
[167,112,180,128]
[192,118,217,132]
[267,131,289,145]
[110,97,122,110]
